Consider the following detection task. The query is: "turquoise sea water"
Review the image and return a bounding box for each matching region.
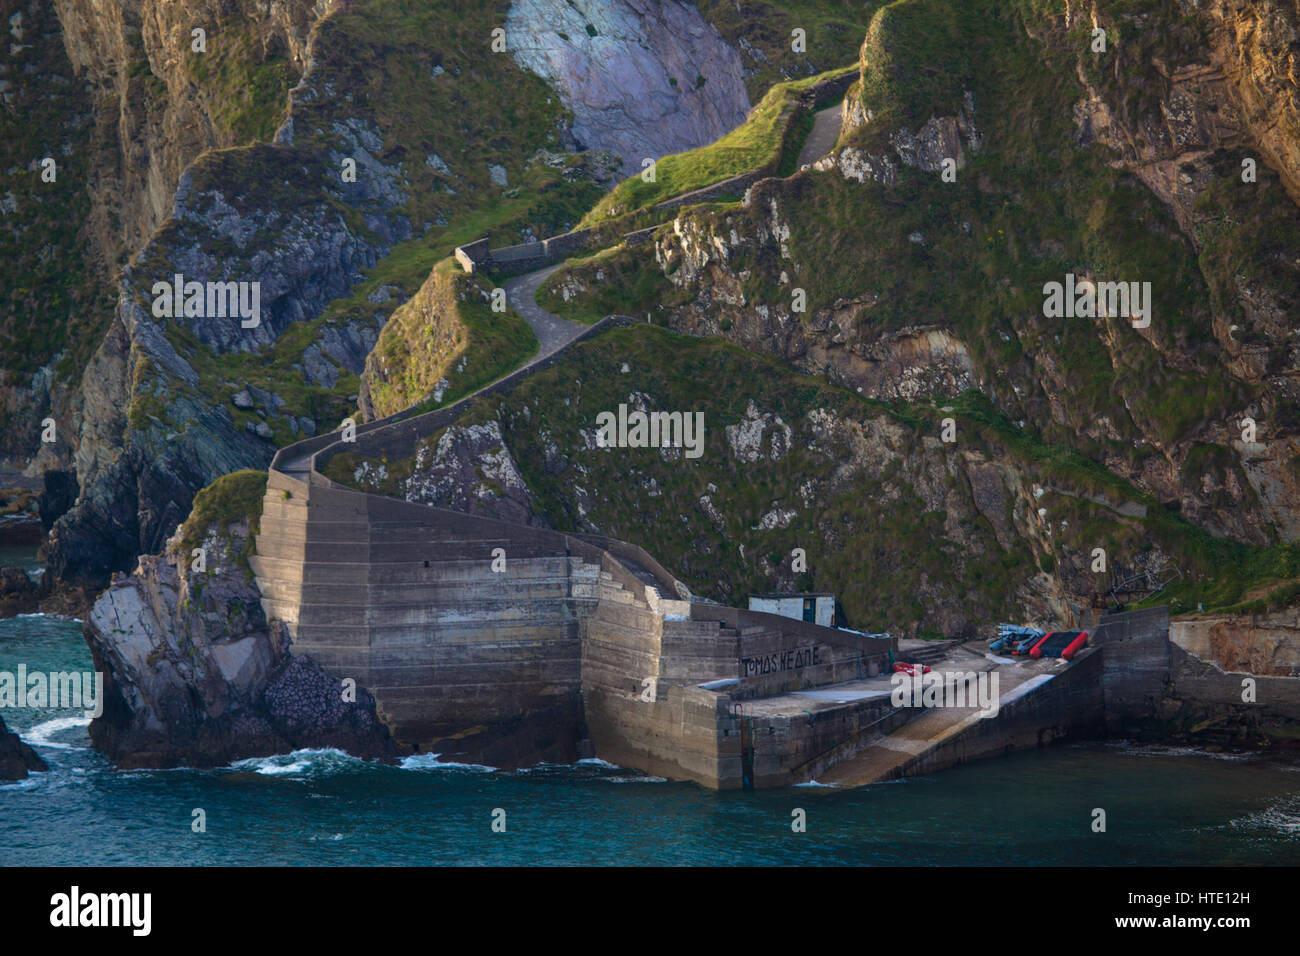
[2,602,1299,866]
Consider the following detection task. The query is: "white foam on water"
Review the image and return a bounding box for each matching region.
[21,716,91,751]
[400,753,497,772]
[1105,741,1253,762]
[576,757,621,768]
[1227,796,1300,836]
[259,760,308,775]
[603,775,667,784]
[228,748,359,776]
[793,780,836,788]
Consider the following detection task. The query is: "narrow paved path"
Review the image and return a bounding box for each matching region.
[504,263,586,357]
[796,103,844,169]
[275,263,587,479]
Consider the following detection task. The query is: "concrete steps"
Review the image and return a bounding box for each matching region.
[900,640,957,666]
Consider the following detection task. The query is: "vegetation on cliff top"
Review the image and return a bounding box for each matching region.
[173,469,268,570]
[363,259,537,419]
[578,66,854,226]
[331,325,1300,632]
[544,0,1293,554]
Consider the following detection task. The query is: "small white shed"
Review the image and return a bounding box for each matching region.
[747,593,836,628]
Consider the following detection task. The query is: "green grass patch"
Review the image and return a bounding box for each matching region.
[579,67,854,225]
[173,469,268,565]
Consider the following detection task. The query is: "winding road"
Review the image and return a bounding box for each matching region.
[277,94,847,481]
[795,103,844,170]
[503,263,587,356]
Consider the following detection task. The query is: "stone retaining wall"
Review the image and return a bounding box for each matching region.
[1091,606,1170,723]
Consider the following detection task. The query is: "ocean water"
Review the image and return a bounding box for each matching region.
[3,608,1299,866]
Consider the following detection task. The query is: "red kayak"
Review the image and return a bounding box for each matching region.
[893,662,932,676]
[1029,630,1089,659]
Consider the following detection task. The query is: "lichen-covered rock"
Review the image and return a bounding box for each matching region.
[505,0,751,173]
[350,419,538,526]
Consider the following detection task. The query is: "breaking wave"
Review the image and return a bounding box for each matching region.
[400,753,498,772]
[228,748,367,777]
[21,716,91,751]
[1227,795,1300,836]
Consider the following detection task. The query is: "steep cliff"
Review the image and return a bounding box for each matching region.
[1,0,323,467]
[505,0,751,174]
[545,0,1300,556]
[13,0,884,601]
[42,0,600,590]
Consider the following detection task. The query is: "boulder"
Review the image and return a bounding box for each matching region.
[0,566,38,617]
[0,714,46,781]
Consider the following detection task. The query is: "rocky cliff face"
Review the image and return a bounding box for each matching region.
[506,0,751,174]
[51,0,322,254]
[1205,0,1300,203]
[2,0,327,467]
[42,0,747,595]
[347,418,541,527]
[549,0,1300,555]
[339,326,1102,638]
[82,486,395,768]
[42,0,447,587]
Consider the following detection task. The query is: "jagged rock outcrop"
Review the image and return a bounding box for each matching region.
[352,419,539,526]
[0,566,39,617]
[0,714,47,781]
[51,0,326,254]
[827,89,982,185]
[505,0,750,173]
[548,0,1300,553]
[83,501,396,768]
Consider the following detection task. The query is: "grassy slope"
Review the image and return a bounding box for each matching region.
[173,468,268,571]
[365,259,537,419]
[546,0,1291,511]
[329,325,1300,631]
[578,66,854,226]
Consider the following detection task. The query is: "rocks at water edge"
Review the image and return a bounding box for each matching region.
[0,566,39,617]
[83,502,397,769]
[0,714,47,781]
